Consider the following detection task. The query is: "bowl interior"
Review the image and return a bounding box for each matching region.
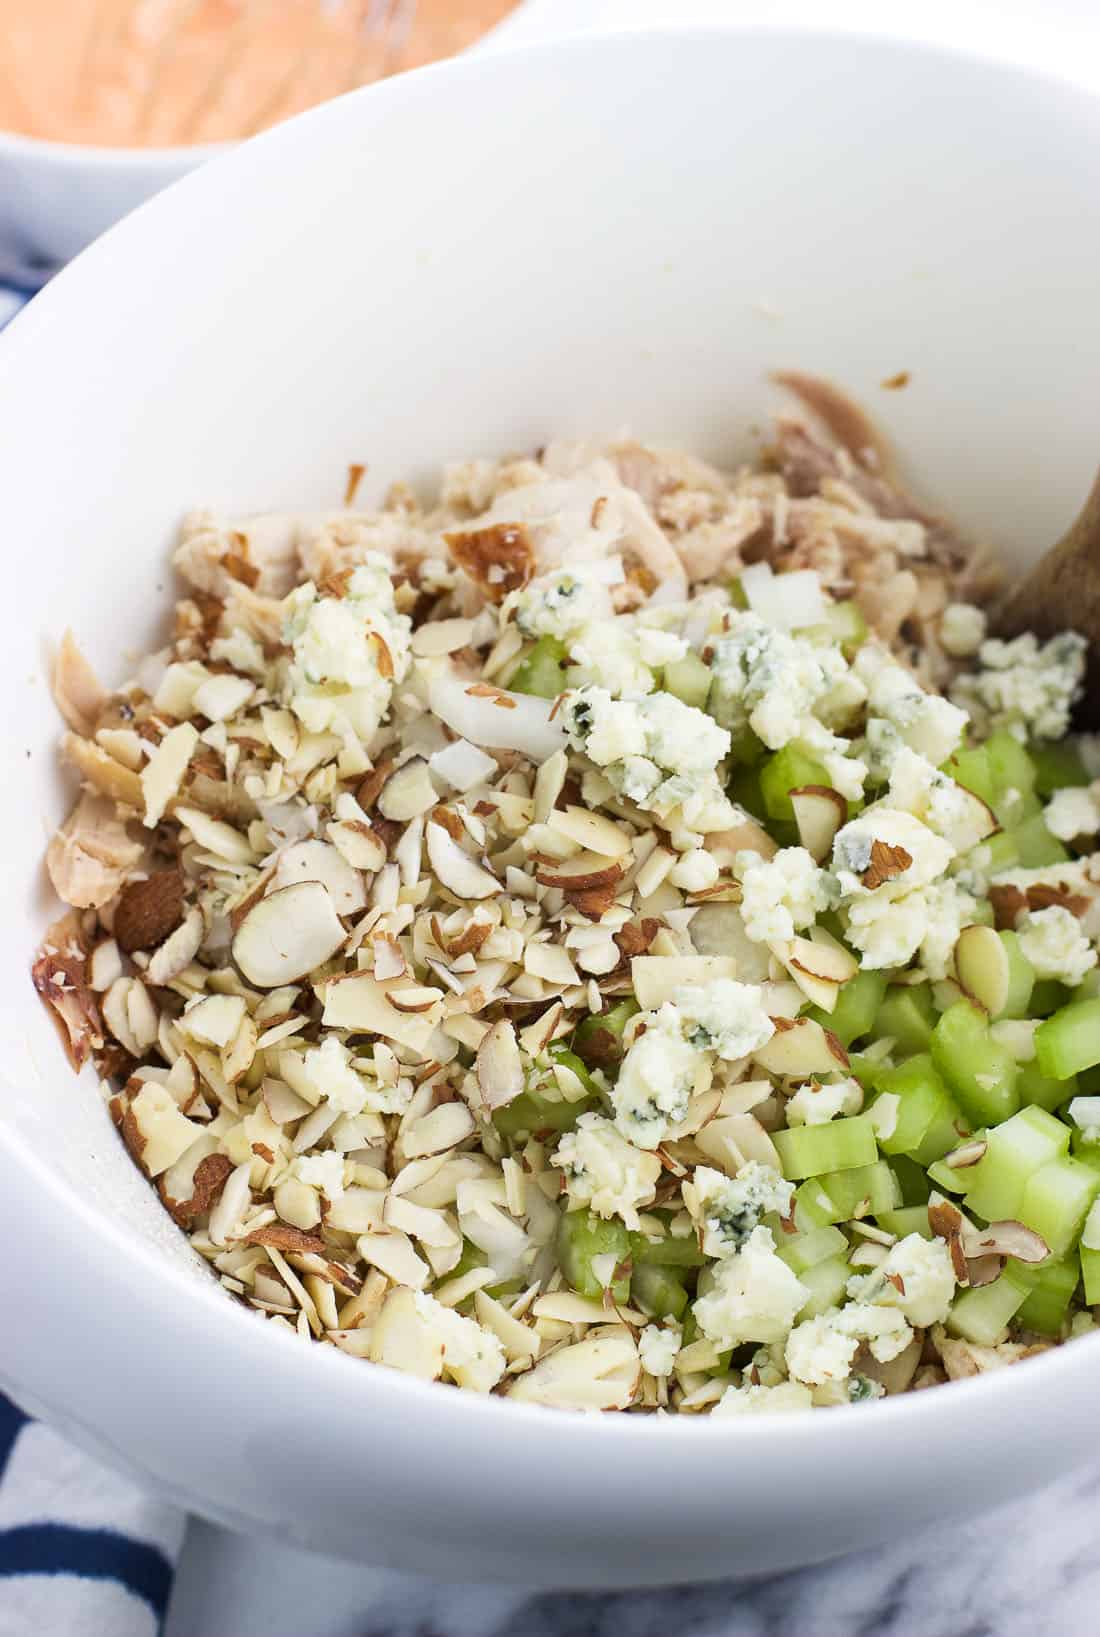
[3,21,1100,1509]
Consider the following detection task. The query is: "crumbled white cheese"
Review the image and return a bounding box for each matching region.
[411,1291,507,1393]
[1045,784,1100,842]
[1016,905,1097,987]
[693,1226,808,1350]
[562,686,730,815]
[856,643,968,770]
[846,1232,957,1328]
[709,614,855,752]
[888,747,979,847]
[672,978,775,1061]
[713,1380,813,1415]
[951,631,1086,743]
[832,808,955,898]
[990,1018,1038,1062]
[843,876,977,975]
[293,1151,346,1200]
[289,1034,397,1115]
[611,1006,711,1148]
[785,1077,862,1127]
[668,848,720,892]
[283,555,411,742]
[1068,1096,1100,1145]
[685,1162,794,1258]
[736,847,831,943]
[638,1323,682,1378]
[507,558,619,641]
[785,1302,913,1385]
[551,1112,662,1228]
[939,602,987,658]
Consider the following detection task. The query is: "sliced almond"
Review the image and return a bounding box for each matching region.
[147,905,205,987]
[964,1219,1049,1264]
[944,1138,988,1170]
[954,923,1009,1017]
[475,1020,524,1112]
[275,838,367,916]
[444,521,535,602]
[534,852,624,891]
[861,839,913,890]
[935,781,1000,854]
[779,934,859,1012]
[327,819,388,874]
[426,821,499,900]
[378,757,438,822]
[368,1286,442,1378]
[320,970,440,1051]
[789,785,847,864]
[630,954,738,1012]
[115,869,185,953]
[232,881,346,988]
[387,984,445,1014]
[548,806,633,859]
[62,731,144,810]
[753,1015,849,1077]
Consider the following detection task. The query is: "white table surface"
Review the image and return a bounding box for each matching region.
[166,3,1100,1631]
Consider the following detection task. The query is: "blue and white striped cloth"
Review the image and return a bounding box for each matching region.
[0,1392,185,1635]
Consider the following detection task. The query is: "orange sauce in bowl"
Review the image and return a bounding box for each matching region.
[0,0,517,147]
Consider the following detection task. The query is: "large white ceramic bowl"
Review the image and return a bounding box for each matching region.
[3,26,1100,1586]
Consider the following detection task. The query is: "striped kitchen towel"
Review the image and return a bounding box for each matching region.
[0,1393,186,1637]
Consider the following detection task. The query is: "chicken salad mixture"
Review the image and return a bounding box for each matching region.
[34,399,1100,1414]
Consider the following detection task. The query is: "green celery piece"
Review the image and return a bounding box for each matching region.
[1018,1062,1076,1113]
[630,1232,705,1269]
[1011,814,1070,869]
[1036,998,1100,1080]
[890,1153,933,1205]
[1032,741,1089,797]
[772,1115,879,1181]
[556,1209,631,1302]
[791,1178,837,1229]
[979,830,1021,875]
[874,1054,965,1165]
[727,576,749,610]
[1071,1135,1100,1175]
[1030,980,1073,1020]
[985,729,1038,799]
[963,1105,1069,1223]
[759,744,832,824]
[572,999,639,1071]
[847,1051,886,1094]
[878,1204,934,1239]
[877,983,937,1054]
[998,931,1036,1020]
[1004,1256,1080,1335]
[947,1272,1029,1345]
[1018,1156,1100,1257]
[931,1000,1019,1127]
[800,601,869,661]
[728,764,766,817]
[630,1261,689,1321]
[662,652,712,710]
[925,1156,975,1195]
[808,970,887,1047]
[815,1161,902,1222]
[771,1223,848,1274]
[492,1047,598,1137]
[1080,1199,1100,1302]
[946,743,997,808]
[449,1237,489,1283]
[509,635,568,699]
[1077,1064,1100,1093]
[795,1253,851,1319]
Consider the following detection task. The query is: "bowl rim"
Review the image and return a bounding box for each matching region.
[6,17,1100,1456]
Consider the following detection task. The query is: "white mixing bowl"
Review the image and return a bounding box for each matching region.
[3,26,1100,1586]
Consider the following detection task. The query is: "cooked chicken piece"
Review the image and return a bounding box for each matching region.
[46,792,144,909]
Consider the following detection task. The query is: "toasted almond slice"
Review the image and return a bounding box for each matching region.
[695,1111,782,1173]
[426,821,499,899]
[62,731,144,809]
[789,785,847,864]
[954,923,1009,1018]
[357,1229,431,1290]
[704,814,778,869]
[475,1019,524,1112]
[402,1102,478,1158]
[371,934,407,981]
[232,881,346,988]
[411,617,475,657]
[175,805,255,865]
[115,869,185,953]
[507,1332,639,1410]
[378,757,438,822]
[147,905,205,987]
[275,838,367,915]
[936,780,1000,854]
[781,934,859,1012]
[141,722,199,828]
[534,851,624,890]
[387,984,445,1014]
[964,1219,1049,1264]
[753,1015,848,1077]
[630,954,738,1012]
[548,806,633,859]
[524,942,582,987]
[945,1139,988,1170]
[320,971,439,1051]
[369,1286,442,1377]
[327,818,388,874]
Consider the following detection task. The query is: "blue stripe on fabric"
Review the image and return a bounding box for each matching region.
[0,1523,174,1622]
[0,1396,28,1479]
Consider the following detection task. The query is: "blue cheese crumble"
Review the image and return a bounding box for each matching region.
[736,847,831,943]
[685,1162,795,1258]
[672,978,775,1060]
[283,555,411,742]
[562,685,731,816]
[1016,905,1097,987]
[951,631,1086,743]
[610,1005,712,1147]
[551,1112,662,1227]
[693,1226,808,1350]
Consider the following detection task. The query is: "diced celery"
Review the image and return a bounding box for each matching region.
[509,635,568,698]
[662,652,712,710]
[1018,1062,1076,1113]
[1035,998,1100,1080]
[1010,814,1070,869]
[808,970,887,1046]
[772,1115,879,1181]
[817,1161,902,1221]
[877,983,937,1054]
[1032,741,1089,798]
[925,1156,975,1194]
[847,1051,886,1093]
[825,599,868,658]
[493,1086,592,1137]
[963,1105,1070,1224]
[946,743,997,808]
[1018,1156,1100,1257]
[792,1178,837,1228]
[997,931,1036,1020]
[630,1261,690,1321]
[874,1054,965,1165]
[759,745,832,824]
[947,1272,1029,1345]
[795,1253,852,1319]
[728,764,766,817]
[1080,1199,1100,1302]
[985,729,1038,800]
[1004,1256,1080,1335]
[630,1232,705,1269]
[878,1204,934,1239]
[772,1223,848,1274]
[572,999,638,1070]
[931,1000,1020,1127]
[890,1153,933,1205]
[556,1210,631,1302]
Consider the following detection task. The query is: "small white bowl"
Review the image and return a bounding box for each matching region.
[2,25,1100,1586]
